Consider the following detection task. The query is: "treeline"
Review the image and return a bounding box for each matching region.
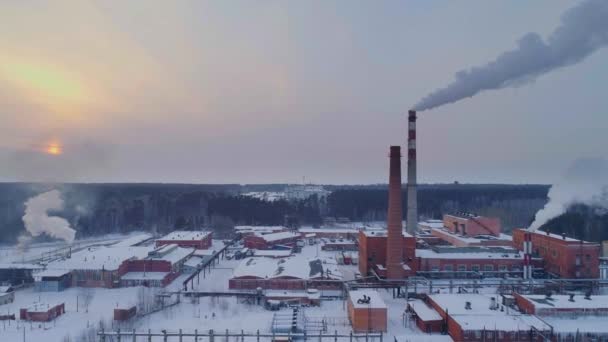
[327,184,549,232]
[540,203,608,242]
[0,183,549,244]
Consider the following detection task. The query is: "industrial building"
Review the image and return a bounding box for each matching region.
[155,231,212,250]
[347,290,387,333]
[228,256,342,290]
[428,214,512,248]
[512,229,601,278]
[243,231,301,250]
[358,146,417,279]
[20,302,65,322]
[118,244,193,287]
[34,269,71,291]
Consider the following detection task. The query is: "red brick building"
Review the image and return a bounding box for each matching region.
[407,299,443,333]
[358,230,417,278]
[512,229,600,278]
[243,231,301,250]
[347,290,387,333]
[443,214,501,237]
[20,302,65,322]
[156,231,212,249]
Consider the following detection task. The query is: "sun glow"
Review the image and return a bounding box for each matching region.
[45,144,62,155]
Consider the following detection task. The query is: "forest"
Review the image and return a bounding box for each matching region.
[0,183,550,244]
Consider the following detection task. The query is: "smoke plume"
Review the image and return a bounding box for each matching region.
[22,189,76,243]
[414,0,608,111]
[529,158,608,230]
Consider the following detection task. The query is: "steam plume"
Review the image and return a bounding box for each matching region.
[22,190,76,243]
[414,0,608,111]
[529,158,608,230]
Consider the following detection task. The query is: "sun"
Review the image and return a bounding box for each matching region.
[46,144,62,155]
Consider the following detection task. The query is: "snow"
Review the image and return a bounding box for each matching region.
[253,250,292,258]
[45,245,153,271]
[349,290,387,309]
[407,300,441,321]
[416,248,523,260]
[418,220,444,229]
[233,256,342,280]
[544,316,608,333]
[158,230,211,241]
[428,294,551,331]
[34,269,71,278]
[526,229,581,242]
[111,233,153,247]
[235,225,286,233]
[153,246,194,265]
[120,272,169,281]
[299,228,359,234]
[257,231,300,243]
[521,294,608,310]
[0,285,12,293]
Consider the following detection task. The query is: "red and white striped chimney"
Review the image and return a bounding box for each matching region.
[406,110,418,234]
[386,146,404,279]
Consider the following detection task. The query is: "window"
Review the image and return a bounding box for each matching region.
[457,265,467,272]
[431,266,439,272]
[586,254,591,261]
[483,265,494,272]
[444,265,454,272]
[474,331,481,338]
[471,265,480,272]
[499,265,508,272]
[552,249,558,257]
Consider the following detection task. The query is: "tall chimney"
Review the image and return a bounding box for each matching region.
[406,110,418,234]
[386,146,404,279]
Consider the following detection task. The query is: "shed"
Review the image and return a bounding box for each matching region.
[347,290,387,333]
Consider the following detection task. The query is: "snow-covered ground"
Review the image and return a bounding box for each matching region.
[0,238,452,341]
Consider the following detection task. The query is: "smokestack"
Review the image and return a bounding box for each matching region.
[406,110,418,234]
[386,146,404,279]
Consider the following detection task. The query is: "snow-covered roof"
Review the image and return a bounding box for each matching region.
[183,256,206,268]
[121,272,169,281]
[193,249,216,256]
[235,225,286,232]
[112,233,153,247]
[24,301,64,312]
[429,294,551,331]
[418,220,444,229]
[233,256,342,280]
[253,250,292,258]
[34,269,71,278]
[257,231,300,243]
[408,300,442,321]
[150,246,194,265]
[349,290,386,309]
[0,286,12,293]
[299,228,359,234]
[0,263,44,270]
[158,231,211,241]
[431,228,512,244]
[362,229,413,238]
[416,247,523,260]
[544,317,608,333]
[46,246,153,271]
[520,294,608,310]
[265,290,321,300]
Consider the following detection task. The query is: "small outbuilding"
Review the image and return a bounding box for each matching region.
[347,290,387,333]
[20,302,65,322]
[0,285,15,305]
[34,269,71,292]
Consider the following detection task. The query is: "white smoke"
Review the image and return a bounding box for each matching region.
[22,190,76,243]
[414,0,608,111]
[529,158,608,230]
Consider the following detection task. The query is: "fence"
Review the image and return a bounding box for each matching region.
[98,329,383,342]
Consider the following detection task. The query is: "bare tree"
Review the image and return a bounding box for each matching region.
[78,288,95,313]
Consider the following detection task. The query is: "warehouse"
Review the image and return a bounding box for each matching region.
[156,231,213,249]
[243,231,301,250]
[34,269,72,292]
[228,255,342,290]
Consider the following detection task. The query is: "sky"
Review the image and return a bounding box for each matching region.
[0,0,606,185]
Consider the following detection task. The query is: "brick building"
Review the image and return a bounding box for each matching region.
[243,231,301,250]
[20,302,65,322]
[426,294,551,341]
[512,229,600,278]
[156,231,212,249]
[347,290,387,333]
[407,299,444,333]
[415,246,532,277]
[443,214,501,237]
[358,230,416,278]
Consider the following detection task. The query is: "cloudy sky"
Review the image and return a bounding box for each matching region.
[0,0,606,184]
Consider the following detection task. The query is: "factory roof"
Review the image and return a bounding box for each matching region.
[192,249,216,256]
[120,272,169,281]
[349,290,387,309]
[431,228,511,243]
[253,250,292,258]
[233,256,341,280]
[183,256,208,268]
[24,301,64,313]
[362,229,413,238]
[256,231,300,242]
[0,263,44,270]
[429,294,551,331]
[418,220,444,229]
[543,316,608,334]
[34,269,71,279]
[299,227,359,234]
[408,300,442,321]
[150,245,194,265]
[46,246,153,271]
[235,225,286,233]
[519,294,608,310]
[158,231,211,241]
[112,233,153,247]
[416,247,523,260]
